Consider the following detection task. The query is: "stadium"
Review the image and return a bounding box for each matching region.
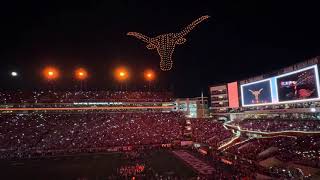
[0,57,319,179]
[2,1,320,180]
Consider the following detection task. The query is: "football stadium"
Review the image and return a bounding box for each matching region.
[0,57,319,179]
[1,1,320,180]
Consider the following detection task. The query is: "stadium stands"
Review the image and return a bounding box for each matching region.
[191,119,233,148]
[229,118,320,132]
[0,90,173,103]
[0,88,319,179]
[0,112,184,159]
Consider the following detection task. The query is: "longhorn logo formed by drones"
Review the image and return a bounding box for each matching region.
[127,15,210,71]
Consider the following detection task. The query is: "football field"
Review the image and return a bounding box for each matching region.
[0,150,197,179]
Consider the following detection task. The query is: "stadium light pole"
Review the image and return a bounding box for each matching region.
[75,68,88,91]
[43,66,59,90]
[115,67,129,91]
[144,69,155,91]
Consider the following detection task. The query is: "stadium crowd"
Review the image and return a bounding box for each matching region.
[191,119,233,148]
[0,90,173,103]
[224,136,296,160]
[277,135,320,168]
[0,112,183,159]
[215,134,320,179]
[229,118,320,132]
[0,89,319,179]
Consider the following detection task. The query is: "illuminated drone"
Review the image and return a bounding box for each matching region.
[127,15,210,71]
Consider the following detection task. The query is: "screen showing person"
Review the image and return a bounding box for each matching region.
[241,79,272,106]
[276,67,319,102]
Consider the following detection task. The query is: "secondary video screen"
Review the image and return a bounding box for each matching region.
[276,67,319,102]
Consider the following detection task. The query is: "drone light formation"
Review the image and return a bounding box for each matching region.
[127,15,209,71]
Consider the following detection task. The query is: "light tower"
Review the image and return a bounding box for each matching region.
[115,67,129,91]
[144,69,155,91]
[75,68,88,91]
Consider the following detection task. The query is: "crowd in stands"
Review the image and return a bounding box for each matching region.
[0,112,183,159]
[229,118,320,132]
[225,101,320,113]
[191,119,232,148]
[1,93,320,179]
[192,116,320,178]
[223,118,320,167]
[225,136,296,160]
[219,134,320,179]
[0,90,173,103]
[277,135,320,168]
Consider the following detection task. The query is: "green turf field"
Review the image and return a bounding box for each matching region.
[0,150,197,179]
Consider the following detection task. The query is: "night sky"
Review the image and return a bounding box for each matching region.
[0,1,319,97]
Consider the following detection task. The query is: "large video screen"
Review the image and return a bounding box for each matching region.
[240,65,320,107]
[241,79,273,106]
[276,66,319,102]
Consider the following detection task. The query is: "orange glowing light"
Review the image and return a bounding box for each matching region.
[115,67,129,81]
[43,67,59,80]
[75,68,88,80]
[119,72,125,77]
[144,69,155,81]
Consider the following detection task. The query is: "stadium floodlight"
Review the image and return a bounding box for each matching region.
[43,66,59,80]
[75,68,88,80]
[119,72,125,77]
[115,67,129,81]
[144,69,155,81]
[11,71,18,77]
[144,69,155,91]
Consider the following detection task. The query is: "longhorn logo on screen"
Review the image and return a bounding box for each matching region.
[249,88,263,103]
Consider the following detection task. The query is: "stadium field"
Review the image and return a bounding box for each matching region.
[0,150,197,179]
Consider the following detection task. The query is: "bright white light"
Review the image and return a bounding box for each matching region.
[310,108,316,112]
[11,72,18,77]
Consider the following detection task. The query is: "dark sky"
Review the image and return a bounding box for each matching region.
[0,1,319,97]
